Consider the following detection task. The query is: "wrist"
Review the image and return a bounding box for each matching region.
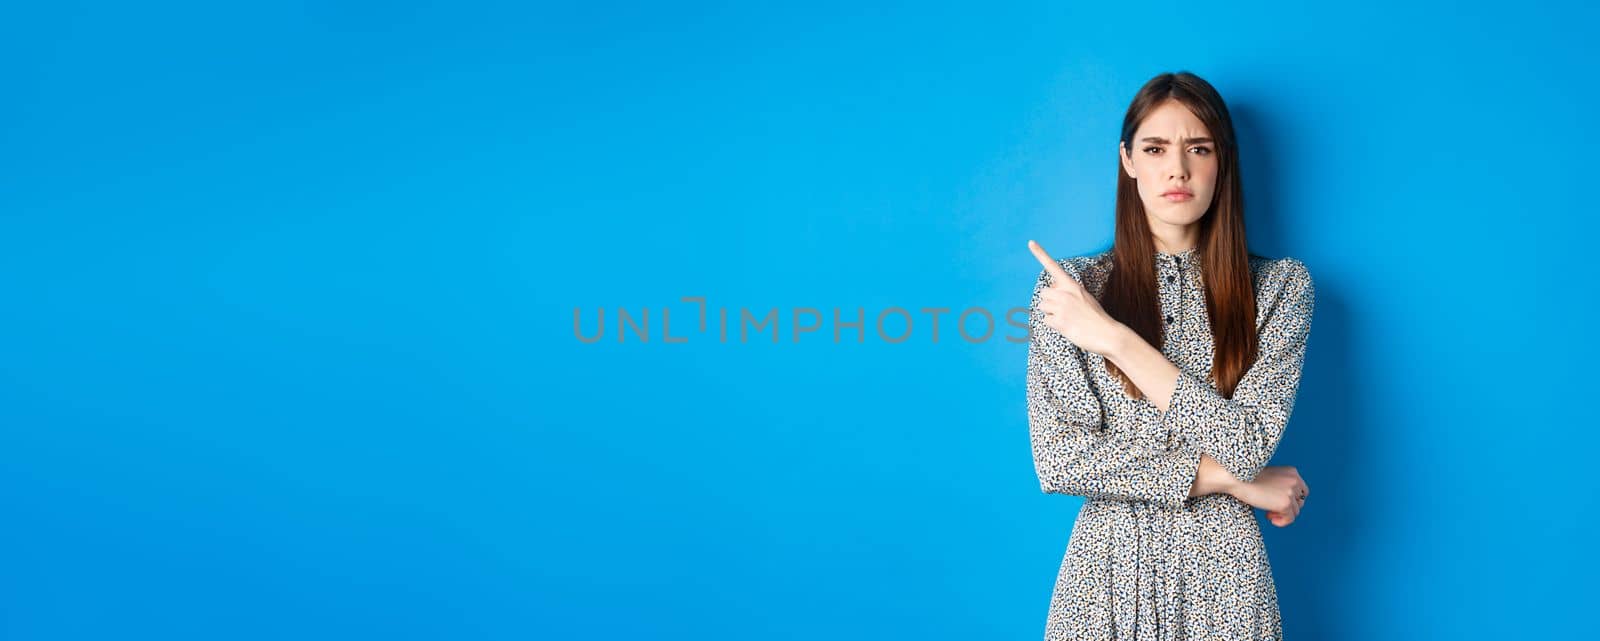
[1104,322,1136,363]
[1197,454,1246,497]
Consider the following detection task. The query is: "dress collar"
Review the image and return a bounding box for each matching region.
[1154,246,1199,263]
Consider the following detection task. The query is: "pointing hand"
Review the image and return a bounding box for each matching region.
[1029,240,1127,357]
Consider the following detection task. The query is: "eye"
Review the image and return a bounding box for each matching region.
[1143,146,1162,154]
[1190,146,1213,156]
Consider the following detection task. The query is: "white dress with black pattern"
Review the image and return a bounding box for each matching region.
[1026,246,1315,641]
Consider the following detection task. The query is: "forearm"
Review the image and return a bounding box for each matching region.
[1104,323,1182,411]
[1189,452,1243,499]
[1106,323,1282,484]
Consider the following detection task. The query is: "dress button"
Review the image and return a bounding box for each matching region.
[1165,314,1174,323]
[1166,275,1175,283]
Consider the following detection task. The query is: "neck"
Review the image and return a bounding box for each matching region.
[1148,222,1200,254]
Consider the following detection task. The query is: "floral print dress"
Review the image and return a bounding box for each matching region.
[1026,246,1316,640]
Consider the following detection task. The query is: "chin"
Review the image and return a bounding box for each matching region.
[1146,203,1210,226]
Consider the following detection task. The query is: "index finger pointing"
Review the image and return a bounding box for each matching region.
[1028,240,1075,288]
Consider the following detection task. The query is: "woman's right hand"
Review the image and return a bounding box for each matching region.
[1230,465,1309,527]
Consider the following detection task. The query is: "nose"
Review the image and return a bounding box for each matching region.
[1168,150,1189,181]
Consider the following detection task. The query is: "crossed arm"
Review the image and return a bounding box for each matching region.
[1026,259,1316,509]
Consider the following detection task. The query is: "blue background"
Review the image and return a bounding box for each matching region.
[4,2,1594,639]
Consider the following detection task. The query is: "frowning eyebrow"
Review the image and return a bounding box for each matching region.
[1139,136,1214,145]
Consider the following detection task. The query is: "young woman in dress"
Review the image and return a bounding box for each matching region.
[1025,71,1315,640]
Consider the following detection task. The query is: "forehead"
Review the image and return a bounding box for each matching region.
[1135,100,1210,137]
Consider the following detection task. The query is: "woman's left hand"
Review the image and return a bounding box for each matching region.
[1239,465,1309,527]
[1029,240,1129,357]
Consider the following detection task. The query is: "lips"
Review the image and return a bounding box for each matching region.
[1162,190,1194,201]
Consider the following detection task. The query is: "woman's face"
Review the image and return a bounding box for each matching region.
[1119,100,1219,230]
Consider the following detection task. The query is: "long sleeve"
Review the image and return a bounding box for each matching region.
[1157,258,1316,484]
[1027,264,1202,510]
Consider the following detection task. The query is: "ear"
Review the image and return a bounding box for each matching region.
[1119,141,1136,179]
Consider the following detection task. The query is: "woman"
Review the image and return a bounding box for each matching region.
[1025,71,1315,640]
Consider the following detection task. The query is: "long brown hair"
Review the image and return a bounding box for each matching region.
[1102,71,1258,400]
